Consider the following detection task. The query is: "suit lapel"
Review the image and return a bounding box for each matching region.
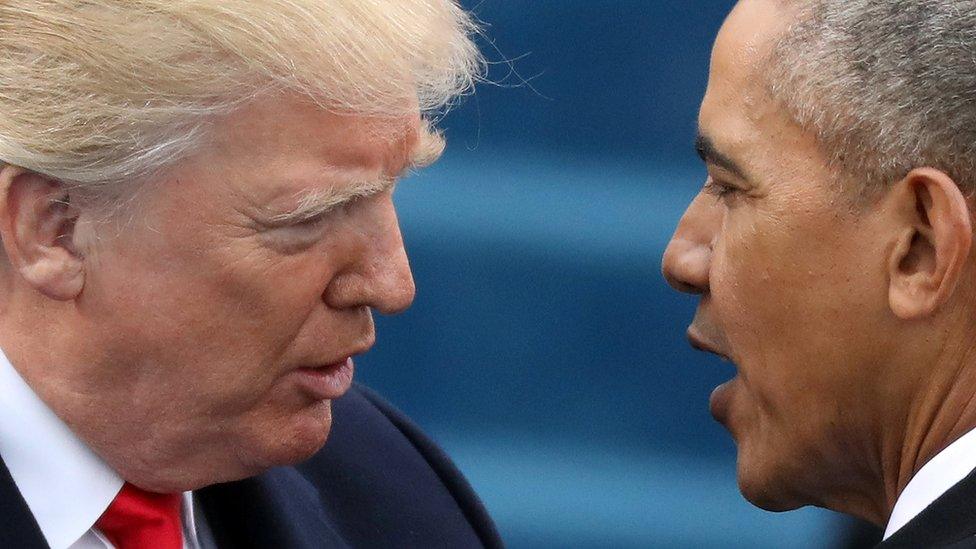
[881,466,976,547]
[0,456,49,548]
[197,466,348,549]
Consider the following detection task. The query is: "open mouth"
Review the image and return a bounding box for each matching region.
[686,328,738,424]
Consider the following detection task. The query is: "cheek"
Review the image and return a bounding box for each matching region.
[712,205,862,334]
[85,229,341,380]
[187,249,344,365]
[709,216,788,342]
[711,212,885,411]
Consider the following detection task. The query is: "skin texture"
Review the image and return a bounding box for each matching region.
[663,0,976,526]
[0,94,420,492]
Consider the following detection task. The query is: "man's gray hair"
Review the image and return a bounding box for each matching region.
[769,1,976,193]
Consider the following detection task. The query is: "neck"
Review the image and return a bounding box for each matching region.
[878,336,976,525]
[0,291,266,493]
[812,312,976,528]
[0,294,171,490]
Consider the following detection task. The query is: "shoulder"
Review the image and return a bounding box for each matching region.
[297,384,503,548]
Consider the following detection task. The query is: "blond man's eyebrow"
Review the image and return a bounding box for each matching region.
[267,123,443,227]
[268,175,395,225]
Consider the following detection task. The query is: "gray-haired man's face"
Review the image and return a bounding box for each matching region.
[664,0,907,519]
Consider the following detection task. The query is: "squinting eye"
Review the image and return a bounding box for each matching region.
[703,178,740,202]
[294,212,330,228]
[291,202,355,229]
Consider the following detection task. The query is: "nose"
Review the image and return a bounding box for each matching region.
[325,196,416,315]
[662,190,722,295]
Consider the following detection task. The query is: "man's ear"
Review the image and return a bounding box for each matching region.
[0,164,85,300]
[887,168,972,319]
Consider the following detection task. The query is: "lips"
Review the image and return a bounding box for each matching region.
[687,328,732,362]
[293,357,355,401]
[290,334,374,401]
[709,377,738,425]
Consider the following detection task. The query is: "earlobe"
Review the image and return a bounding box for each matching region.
[887,168,973,319]
[0,165,85,300]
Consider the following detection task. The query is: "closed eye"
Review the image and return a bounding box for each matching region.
[291,211,331,228]
[703,177,740,201]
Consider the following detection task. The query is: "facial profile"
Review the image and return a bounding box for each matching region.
[662,0,976,523]
[0,2,504,547]
[0,0,483,494]
[0,96,434,492]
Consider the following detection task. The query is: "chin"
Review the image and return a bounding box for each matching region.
[735,448,806,513]
[109,402,335,492]
[738,479,803,513]
[243,400,334,471]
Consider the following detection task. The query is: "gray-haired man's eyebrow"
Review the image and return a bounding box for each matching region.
[695,131,750,182]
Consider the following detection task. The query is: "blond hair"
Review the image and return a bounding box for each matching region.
[0,0,482,197]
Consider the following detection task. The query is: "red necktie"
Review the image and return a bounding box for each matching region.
[95,482,183,549]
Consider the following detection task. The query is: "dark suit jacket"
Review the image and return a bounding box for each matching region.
[0,384,503,548]
[878,466,976,548]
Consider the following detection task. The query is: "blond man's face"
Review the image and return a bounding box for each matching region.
[70,95,423,488]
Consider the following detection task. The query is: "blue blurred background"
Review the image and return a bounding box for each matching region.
[357,1,864,547]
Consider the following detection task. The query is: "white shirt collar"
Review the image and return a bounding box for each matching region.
[0,348,123,548]
[884,426,976,540]
[0,350,206,549]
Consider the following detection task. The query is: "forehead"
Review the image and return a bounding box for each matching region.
[712,0,792,85]
[208,96,421,181]
[702,0,792,127]
[161,94,424,221]
[700,0,830,187]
